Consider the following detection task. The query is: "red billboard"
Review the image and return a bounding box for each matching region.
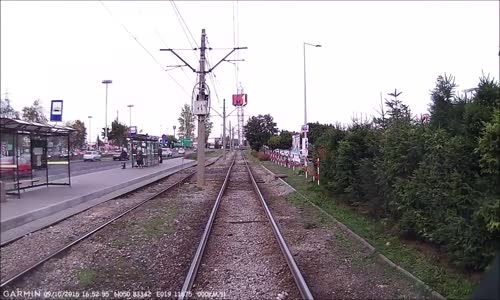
[232,94,248,107]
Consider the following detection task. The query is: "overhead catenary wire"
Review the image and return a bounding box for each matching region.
[155,29,193,84]
[232,0,241,92]
[170,0,199,62]
[98,1,190,97]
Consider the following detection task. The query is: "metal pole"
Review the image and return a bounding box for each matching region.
[303,42,307,125]
[229,120,232,152]
[303,43,308,178]
[105,83,108,143]
[222,98,226,160]
[88,116,92,149]
[196,29,208,187]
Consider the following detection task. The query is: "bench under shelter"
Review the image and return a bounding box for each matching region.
[0,117,75,199]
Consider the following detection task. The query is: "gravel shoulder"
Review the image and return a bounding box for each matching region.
[248,159,432,299]
[1,155,230,299]
[192,156,300,300]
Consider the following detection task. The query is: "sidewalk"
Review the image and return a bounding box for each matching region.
[0,157,198,244]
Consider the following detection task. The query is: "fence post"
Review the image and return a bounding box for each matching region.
[317,158,320,186]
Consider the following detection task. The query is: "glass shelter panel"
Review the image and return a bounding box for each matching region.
[47,135,70,184]
[30,135,48,186]
[0,131,16,191]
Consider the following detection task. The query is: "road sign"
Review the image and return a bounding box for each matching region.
[129,126,137,135]
[50,100,63,122]
[194,100,208,115]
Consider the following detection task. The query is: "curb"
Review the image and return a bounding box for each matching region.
[1,162,196,232]
[259,163,446,300]
[0,156,222,245]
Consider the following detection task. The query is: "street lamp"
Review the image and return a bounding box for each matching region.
[102,80,113,144]
[88,116,92,149]
[127,104,134,129]
[303,42,321,177]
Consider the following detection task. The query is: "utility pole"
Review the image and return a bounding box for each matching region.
[196,29,208,186]
[228,120,231,152]
[160,29,246,187]
[222,98,227,160]
[102,80,112,145]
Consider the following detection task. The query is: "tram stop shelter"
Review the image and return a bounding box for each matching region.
[0,117,75,199]
[129,134,160,168]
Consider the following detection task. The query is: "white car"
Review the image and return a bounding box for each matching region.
[162,148,172,158]
[178,148,186,155]
[83,151,101,162]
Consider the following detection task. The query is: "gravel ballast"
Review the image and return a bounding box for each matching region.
[192,155,300,300]
[1,155,231,299]
[249,158,432,299]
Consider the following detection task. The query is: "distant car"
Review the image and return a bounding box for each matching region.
[83,151,102,162]
[178,148,186,155]
[113,151,129,161]
[161,148,172,158]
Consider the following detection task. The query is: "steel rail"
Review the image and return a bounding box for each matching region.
[178,157,236,300]
[0,156,222,288]
[243,156,314,300]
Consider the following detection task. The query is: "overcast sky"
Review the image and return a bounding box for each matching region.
[1,1,499,141]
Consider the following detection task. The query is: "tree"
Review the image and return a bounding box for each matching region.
[109,120,129,146]
[244,114,278,151]
[65,120,86,151]
[165,135,178,146]
[429,74,458,130]
[22,99,48,123]
[205,114,214,144]
[0,97,20,119]
[96,135,104,147]
[178,104,195,139]
[308,122,335,145]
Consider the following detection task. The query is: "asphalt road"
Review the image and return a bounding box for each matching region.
[47,153,187,178]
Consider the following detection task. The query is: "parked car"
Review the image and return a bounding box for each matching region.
[178,148,186,155]
[161,148,173,158]
[112,151,129,161]
[83,151,102,162]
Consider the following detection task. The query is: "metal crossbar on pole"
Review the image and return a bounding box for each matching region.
[160,29,246,187]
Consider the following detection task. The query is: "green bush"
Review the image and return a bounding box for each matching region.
[312,74,499,271]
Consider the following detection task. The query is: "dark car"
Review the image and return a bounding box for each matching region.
[113,151,129,161]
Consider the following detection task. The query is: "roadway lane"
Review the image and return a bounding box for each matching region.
[46,158,123,180]
[48,153,187,179]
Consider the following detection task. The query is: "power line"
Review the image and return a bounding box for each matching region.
[170,0,198,63]
[154,29,193,84]
[98,1,190,97]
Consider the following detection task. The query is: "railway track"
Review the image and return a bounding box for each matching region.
[179,151,313,300]
[0,155,223,289]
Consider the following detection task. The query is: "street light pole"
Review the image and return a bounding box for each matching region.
[303,42,321,178]
[173,125,176,139]
[88,116,92,149]
[127,104,134,129]
[102,80,113,145]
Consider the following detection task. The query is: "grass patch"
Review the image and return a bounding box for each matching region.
[141,206,178,240]
[76,268,97,287]
[285,193,306,208]
[260,160,476,299]
[184,150,220,160]
[110,238,127,249]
